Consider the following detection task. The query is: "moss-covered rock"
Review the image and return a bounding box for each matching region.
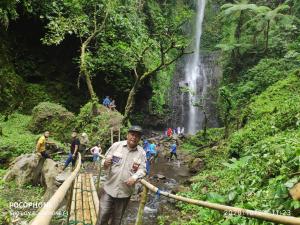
[76,101,125,150]
[29,102,75,142]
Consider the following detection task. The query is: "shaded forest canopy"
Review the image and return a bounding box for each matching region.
[0,0,193,122]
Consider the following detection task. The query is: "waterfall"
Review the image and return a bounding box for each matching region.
[169,0,221,135]
[184,0,206,134]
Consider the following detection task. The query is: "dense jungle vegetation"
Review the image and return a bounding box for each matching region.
[0,0,300,224]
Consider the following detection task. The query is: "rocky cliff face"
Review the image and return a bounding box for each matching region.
[168,51,222,131]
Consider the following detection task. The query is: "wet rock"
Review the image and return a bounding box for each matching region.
[173,185,190,193]
[157,174,166,179]
[289,183,300,200]
[144,206,158,214]
[188,158,204,173]
[201,186,208,194]
[55,171,71,185]
[3,154,44,186]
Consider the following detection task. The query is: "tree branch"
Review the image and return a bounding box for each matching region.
[140,47,191,81]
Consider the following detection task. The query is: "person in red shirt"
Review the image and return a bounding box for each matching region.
[167,128,173,137]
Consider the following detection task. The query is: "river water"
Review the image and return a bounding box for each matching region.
[122,157,190,225]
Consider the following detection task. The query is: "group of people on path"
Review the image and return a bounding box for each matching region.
[102,96,116,111]
[35,125,180,225]
[142,138,179,176]
[35,129,102,171]
[166,126,184,137]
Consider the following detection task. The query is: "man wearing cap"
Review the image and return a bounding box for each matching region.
[96,125,146,225]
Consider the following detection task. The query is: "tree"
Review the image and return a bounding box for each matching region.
[219,87,232,139]
[221,0,259,57]
[122,1,192,124]
[42,0,114,100]
[0,0,32,29]
[249,4,291,52]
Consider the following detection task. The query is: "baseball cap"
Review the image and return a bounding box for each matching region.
[128,125,143,134]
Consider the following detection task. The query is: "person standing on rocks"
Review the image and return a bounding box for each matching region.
[36,131,54,159]
[169,142,178,161]
[167,128,173,137]
[90,142,102,169]
[96,125,146,225]
[63,129,80,170]
[143,140,153,176]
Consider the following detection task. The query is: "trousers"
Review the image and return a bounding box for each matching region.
[96,190,130,225]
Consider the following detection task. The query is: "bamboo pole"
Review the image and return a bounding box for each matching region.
[135,186,148,225]
[118,128,121,142]
[140,179,300,225]
[90,174,100,216]
[110,128,113,145]
[31,154,81,225]
[96,158,102,192]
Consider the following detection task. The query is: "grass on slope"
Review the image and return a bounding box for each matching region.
[175,73,300,225]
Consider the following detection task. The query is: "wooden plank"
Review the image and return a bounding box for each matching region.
[90,174,99,217]
[88,174,97,224]
[83,174,92,225]
[76,174,83,224]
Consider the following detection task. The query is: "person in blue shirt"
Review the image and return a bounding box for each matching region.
[103,96,111,107]
[143,140,154,176]
[149,141,158,163]
[169,142,178,160]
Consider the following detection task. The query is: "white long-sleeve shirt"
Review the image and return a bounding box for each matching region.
[103,141,146,198]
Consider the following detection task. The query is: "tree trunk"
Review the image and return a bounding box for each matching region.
[203,111,207,138]
[80,42,96,99]
[234,11,244,57]
[264,21,270,53]
[123,78,141,125]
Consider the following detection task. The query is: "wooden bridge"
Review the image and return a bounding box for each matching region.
[30,153,300,225]
[68,173,99,225]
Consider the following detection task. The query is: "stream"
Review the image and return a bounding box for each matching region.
[121,156,190,225]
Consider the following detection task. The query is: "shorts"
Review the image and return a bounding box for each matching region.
[93,154,99,162]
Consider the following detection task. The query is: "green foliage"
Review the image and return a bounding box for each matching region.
[0,68,26,113]
[149,65,175,115]
[182,128,224,155]
[29,102,75,142]
[0,169,44,224]
[0,0,33,28]
[75,101,125,150]
[177,72,300,224]
[230,58,298,106]
[229,73,300,156]
[22,84,52,114]
[0,114,37,165]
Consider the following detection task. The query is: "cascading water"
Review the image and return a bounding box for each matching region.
[185,0,206,134]
[169,0,221,134]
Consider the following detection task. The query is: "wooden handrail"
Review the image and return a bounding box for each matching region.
[140,179,300,225]
[30,153,82,225]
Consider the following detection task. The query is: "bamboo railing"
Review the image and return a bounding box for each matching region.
[30,153,82,225]
[138,179,300,225]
